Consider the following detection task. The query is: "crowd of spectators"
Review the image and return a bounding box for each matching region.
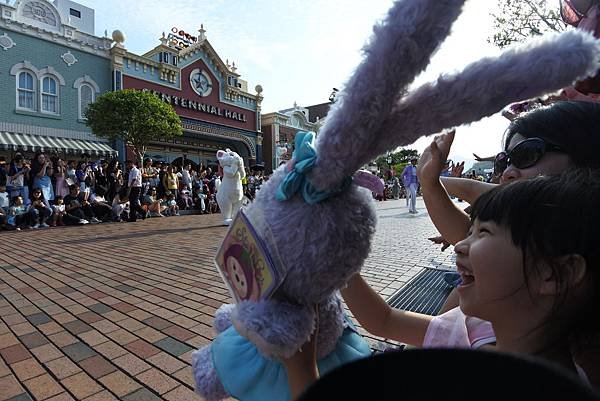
[0,152,227,231]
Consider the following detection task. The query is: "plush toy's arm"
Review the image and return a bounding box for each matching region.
[232,299,316,359]
[213,304,235,334]
[238,157,246,180]
[312,0,466,191]
[375,30,600,150]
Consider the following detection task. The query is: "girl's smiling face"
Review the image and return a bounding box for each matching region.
[454,219,539,323]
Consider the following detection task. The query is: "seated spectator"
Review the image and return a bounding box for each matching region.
[146,187,166,217]
[179,188,194,210]
[89,188,113,222]
[111,188,130,222]
[51,196,66,227]
[29,188,51,228]
[165,192,180,216]
[0,206,8,230]
[8,195,30,230]
[0,185,8,212]
[63,184,98,225]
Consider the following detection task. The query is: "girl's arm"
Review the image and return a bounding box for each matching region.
[341,274,432,347]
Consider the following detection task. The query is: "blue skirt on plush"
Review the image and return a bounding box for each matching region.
[212,324,372,401]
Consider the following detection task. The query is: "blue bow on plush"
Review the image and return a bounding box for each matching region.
[276,131,346,205]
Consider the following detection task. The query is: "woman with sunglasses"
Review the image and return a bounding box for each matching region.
[420,101,600,250]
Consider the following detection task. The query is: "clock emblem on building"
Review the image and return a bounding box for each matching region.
[189,68,213,97]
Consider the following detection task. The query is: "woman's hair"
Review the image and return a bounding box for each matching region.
[504,101,600,168]
[470,168,599,329]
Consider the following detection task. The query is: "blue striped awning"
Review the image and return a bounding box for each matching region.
[0,131,118,157]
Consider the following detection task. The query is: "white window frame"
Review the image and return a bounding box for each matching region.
[74,76,100,120]
[10,62,65,115]
[16,70,37,111]
[40,75,59,114]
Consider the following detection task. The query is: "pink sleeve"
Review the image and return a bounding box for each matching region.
[423,307,471,348]
[423,307,496,349]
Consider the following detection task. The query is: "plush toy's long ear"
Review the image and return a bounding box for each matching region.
[371,30,600,153]
[311,0,467,191]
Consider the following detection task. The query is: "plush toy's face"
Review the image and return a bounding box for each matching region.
[226,256,251,299]
[223,244,260,301]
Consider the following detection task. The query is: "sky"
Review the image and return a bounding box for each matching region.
[60,0,511,167]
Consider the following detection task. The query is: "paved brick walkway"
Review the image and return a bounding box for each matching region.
[0,198,455,401]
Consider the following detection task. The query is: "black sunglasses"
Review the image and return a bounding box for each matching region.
[494,137,564,176]
[560,0,590,27]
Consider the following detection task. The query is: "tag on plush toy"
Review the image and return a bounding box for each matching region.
[215,209,285,303]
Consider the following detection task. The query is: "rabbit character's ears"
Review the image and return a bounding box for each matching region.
[302,0,600,194]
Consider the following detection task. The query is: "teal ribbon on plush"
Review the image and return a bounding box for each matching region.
[276,131,349,205]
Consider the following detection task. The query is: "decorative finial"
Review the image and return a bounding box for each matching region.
[255,85,263,94]
[104,29,108,38]
[294,101,298,109]
[159,32,167,45]
[198,24,206,41]
[112,30,126,44]
[231,61,237,73]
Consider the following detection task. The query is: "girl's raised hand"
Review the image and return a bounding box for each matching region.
[417,130,456,186]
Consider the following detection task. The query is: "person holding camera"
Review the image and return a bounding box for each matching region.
[6,153,30,205]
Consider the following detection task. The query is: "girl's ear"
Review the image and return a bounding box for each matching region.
[538,254,587,295]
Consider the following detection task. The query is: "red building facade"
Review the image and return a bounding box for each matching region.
[110,26,263,168]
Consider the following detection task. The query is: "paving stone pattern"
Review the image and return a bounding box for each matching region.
[0,198,455,400]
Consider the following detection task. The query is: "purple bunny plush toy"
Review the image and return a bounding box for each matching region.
[192,0,600,400]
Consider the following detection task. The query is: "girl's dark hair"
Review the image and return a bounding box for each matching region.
[471,168,599,330]
[31,187,45,201]
[504,101,600,168]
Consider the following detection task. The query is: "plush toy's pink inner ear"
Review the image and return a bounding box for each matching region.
[217,151,225,158]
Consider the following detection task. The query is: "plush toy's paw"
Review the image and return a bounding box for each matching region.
[315,295,345,359]
[232,300,316,359]
[191,346,230,401]
[213,304,235,334]
[223,219,233,226]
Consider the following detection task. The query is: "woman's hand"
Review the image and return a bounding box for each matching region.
[417,130,455,188]
[450,161,464,177]
[428,235,452,252]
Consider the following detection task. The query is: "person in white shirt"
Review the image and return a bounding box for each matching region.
[126,160,145,222]
[178,163,193,191]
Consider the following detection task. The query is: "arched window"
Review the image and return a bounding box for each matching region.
[74,75,100,120]
[41,76,58,113]
[79,84,94,119]
[17,71,35,110]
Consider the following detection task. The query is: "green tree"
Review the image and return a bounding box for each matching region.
[85,89,183,164]
[374,149,419,177]
[490,0,566,49]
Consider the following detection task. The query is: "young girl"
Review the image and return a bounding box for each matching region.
[285,168,600,398]
[29,188,51,228]
[51,196,65,226]
[165,192,180,216]
[8,195,30,230]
